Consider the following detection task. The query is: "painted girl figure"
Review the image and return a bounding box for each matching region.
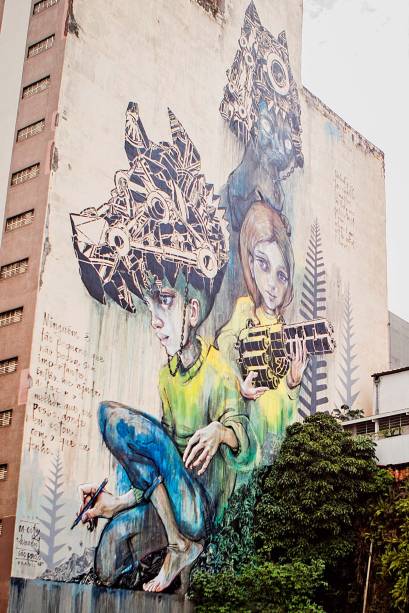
[217,201,307,463]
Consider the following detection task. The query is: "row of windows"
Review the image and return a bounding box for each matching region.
[5,210,34,231]
[33,0,59,15]
[0,259,28,279]
[17,119,45,142]
[0,4,56,483]
[27,34,54,58]
[0,409,12,428]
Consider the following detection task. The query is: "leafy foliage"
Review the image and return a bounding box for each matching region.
[191,559,327,613]
[254,413,384,566]
[194,471,262,574]
[332,403,364,422]
[190,412,391,612]
[366,481,409,612]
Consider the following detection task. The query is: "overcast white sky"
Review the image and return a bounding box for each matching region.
[302,0,409,322]
[1,0,408,321]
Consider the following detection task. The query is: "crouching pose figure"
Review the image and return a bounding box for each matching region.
[73,102,257,592]
[79,272,256,592]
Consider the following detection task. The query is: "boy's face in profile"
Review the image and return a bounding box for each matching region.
[144,285,188,357]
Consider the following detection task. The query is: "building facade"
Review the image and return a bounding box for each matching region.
[344,367,409,479]
[0,0,389,610]
[389,311,409,369]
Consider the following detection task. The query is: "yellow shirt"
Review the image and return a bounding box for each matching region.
[216,296,299,464]
[159,337,258,521]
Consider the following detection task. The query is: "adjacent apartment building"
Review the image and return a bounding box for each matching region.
[0,1,389,610]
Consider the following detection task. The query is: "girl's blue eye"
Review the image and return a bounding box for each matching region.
[278,270,288,284]
[256,257,268,272]
[159,295,173,306]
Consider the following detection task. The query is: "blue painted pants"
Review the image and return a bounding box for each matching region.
[95,402,211,585]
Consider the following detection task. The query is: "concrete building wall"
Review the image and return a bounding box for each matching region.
[389,311,409,369]
[373,369,409,415]
[3,0,389,608]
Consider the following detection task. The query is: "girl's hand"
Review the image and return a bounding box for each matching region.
[240,371,269,400]
[183,421,238,476]
[286,335,308,389]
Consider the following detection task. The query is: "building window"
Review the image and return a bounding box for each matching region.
[11,164,40,186]
[0,410,12,428]
[33,0,59,15]
[27,34,55,58]
[5,210,34,232]
[17,119,45,142]
[0,259,28,279]
[0,519,3,536]
[22,76,50,99]
[0,308,23,328]
[0,464,8,480]
[0,358,18,375]
[356,421,376,435]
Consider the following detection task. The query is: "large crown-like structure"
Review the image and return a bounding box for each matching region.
[220,1,303,177]
[70,103,229,312]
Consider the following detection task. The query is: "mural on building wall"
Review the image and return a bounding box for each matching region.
[64,2,335,593]
[63,2,337,593]
[8,1,350,600]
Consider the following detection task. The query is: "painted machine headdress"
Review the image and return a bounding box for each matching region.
[220,1,304,178]
[70,103,229,312]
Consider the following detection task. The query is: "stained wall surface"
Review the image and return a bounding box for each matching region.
[8,0,388,603]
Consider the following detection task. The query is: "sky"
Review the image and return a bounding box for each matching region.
[0,0,408,321]
[302,0,409,322]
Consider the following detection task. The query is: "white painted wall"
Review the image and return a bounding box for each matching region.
[374,369,409,414]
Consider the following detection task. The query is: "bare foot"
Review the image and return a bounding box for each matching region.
[143,540,203,593]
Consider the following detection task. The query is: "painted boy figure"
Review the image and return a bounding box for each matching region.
[71,103,256,592]
[79,273,255,591]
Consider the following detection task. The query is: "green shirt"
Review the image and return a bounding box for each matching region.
[159,337,257,522]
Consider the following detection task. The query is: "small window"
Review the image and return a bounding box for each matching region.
[0,464,8,480]
[33,0,59,15]
[22,76,50,98]
[0,308,23,328]
[0,519,3,536]
[356,421,375,435]
[17,119,45,142]
[0,259,28,279]
[0,410,12,428]
[27,34,55,58]
[5,210,34,232]
[11,164,40,186]
[0,358,18,375]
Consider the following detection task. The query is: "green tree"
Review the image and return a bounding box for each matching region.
[191,559,327,613]
[254,413,390,611]
[366,481,409,612]
[190,412,391,612]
